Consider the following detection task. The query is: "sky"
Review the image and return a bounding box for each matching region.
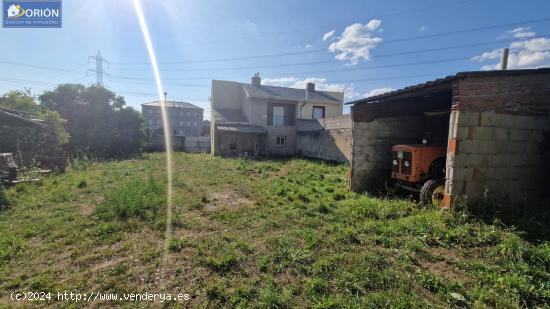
[1,0,550,120]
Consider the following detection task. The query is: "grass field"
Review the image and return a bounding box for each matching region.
[1,153,549,308]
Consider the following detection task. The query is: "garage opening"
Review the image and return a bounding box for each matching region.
[350,79,454,206]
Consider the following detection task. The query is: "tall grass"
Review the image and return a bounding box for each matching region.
[95,176,165,222]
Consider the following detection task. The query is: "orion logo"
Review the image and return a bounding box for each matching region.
[3,0,62,28]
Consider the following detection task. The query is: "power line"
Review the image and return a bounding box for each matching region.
[178,0,476,49]
[109,35,549,73]
[111,17,550,66]
[2,31,548,81]
[0,61,85,73]
[271,56,472,77]
[108,56,473,81]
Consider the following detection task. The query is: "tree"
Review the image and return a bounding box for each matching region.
[0,90,69,159]
[39,84,145,158]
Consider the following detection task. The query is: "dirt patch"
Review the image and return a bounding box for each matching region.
[417,247,474,283]
[205,190,253,211]
[81,203,95,216]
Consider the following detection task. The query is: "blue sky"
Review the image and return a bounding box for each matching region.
[1,0,550,119]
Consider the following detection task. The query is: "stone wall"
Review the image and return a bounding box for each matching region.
[350,116,424,192]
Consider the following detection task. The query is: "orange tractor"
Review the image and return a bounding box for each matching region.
[385,143,447,207]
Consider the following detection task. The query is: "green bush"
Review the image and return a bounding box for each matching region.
[96,176,166,222]
[0,188,8,210]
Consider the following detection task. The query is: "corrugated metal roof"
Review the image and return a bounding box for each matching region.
[0,108,48,128]
[347,68,550,106]
[216,123,266,134]
[142,100,202,109]
[347,75,455,105]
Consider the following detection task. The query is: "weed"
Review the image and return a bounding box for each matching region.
[96,176,165,222]
[168,238,189,252]
[258,284,291,308]
[0,188,9,210]
[140,248,161,262]
[0,235,25,262]
[77,179,87,189]
[203,253,239,273]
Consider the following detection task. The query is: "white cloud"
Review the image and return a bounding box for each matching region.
[262,76,360,99]
[472,28,550,70]
[305,44,313,49]
[419,25,428,32]
[507,27,536,39]
[327,19,383,65]
[364,87,393,98]
[323,30,335,41]
[242,20,258,34]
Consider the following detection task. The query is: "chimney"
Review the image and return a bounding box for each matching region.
[251,72,261,86]
[501,48,509,70]
[306,82,315,92]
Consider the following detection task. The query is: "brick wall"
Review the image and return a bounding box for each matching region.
[446,73,550,206]
[350,116,424,192]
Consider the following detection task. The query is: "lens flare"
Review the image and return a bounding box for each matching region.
[132,0,173,277]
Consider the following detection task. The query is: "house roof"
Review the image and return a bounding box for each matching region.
[347,68,550,106]
[0,107,48,128]
[216,123,266,134]
[142,100,202,110]
[242,84,342,104]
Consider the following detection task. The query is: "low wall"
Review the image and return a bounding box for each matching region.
[185,136,211,153]
[146,135,186,151]
[296,116,352,163]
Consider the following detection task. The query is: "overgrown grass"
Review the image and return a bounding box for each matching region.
[0,153,548,307]
[96,176,166,222]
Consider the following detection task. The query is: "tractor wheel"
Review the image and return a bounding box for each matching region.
[420,179,445,207]
[384,178,399,195]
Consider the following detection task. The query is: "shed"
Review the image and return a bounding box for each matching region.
[348,68,550,208]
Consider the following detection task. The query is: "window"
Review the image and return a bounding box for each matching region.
[276,136,286,146]
[179,120,184,125]
[273,106,285,128]
[148,109,153,114]
[186,111,191,116]
[313,106,325,119]
[186,120,191,127]
[148,119,153,124]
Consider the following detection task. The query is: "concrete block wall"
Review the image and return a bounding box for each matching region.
[447,110,549,204]
[296,115,352,163]
[350,116,424,192]
[318,115,352,130]
[296,128,352,163]
[445,73,550,206]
